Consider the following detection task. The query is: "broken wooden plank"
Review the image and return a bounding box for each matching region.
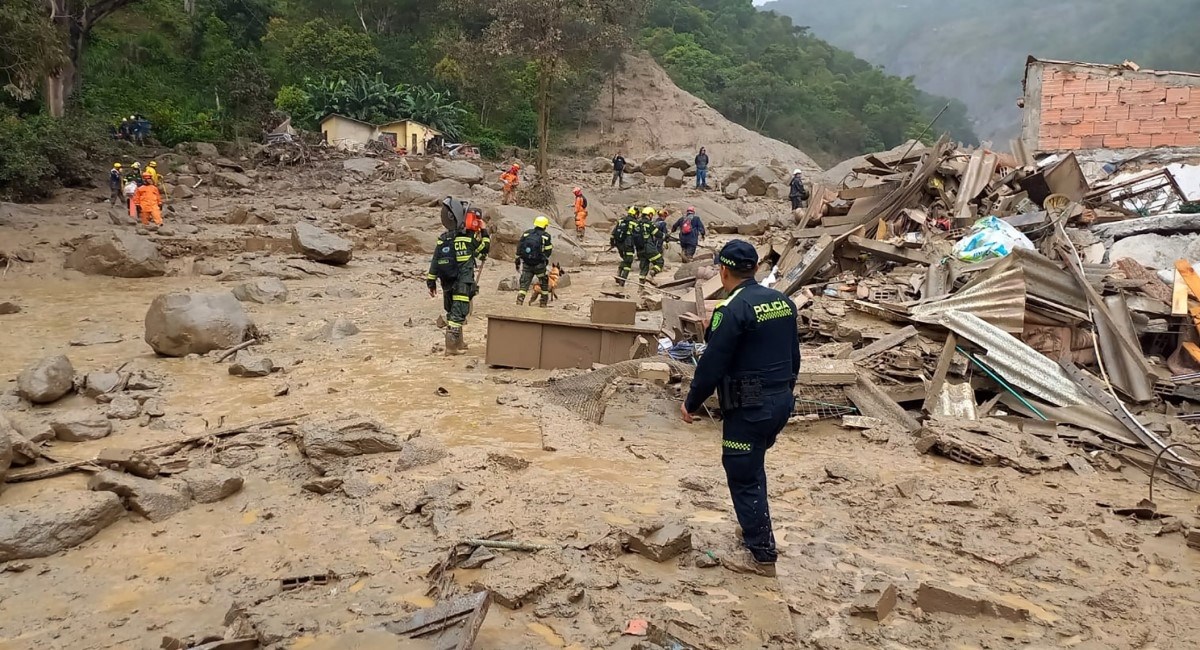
[385,591,491,649]
[845,375,921,433]
[1174,268,1192,316]
[797,357,857,385]
[922,333,958,414]
[848,325,918,362]
[839,182,899,201]
[846,236,934,265]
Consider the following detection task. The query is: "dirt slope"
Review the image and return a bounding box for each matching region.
[568,55,823,175]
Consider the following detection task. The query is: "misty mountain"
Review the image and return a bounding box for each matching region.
[760,0,1200,143]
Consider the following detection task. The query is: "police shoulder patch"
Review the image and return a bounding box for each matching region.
[711,311,724,331]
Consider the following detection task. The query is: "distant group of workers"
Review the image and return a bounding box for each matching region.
[111,115,152,145]
[609,147,711,191]
[609,205,707,286]
[109,161,166,226]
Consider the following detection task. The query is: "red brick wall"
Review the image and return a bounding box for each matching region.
[1033,64,1200,151]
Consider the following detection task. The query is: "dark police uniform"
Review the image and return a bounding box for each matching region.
[683,240,800,564]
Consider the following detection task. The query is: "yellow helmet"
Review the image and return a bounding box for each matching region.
[641,206,656,216]
[533,216,550,229]
[148,161,157,168]
[113,163,122,168]
[627,206,638,216]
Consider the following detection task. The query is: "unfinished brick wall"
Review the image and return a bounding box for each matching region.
[1022,58,1200,152]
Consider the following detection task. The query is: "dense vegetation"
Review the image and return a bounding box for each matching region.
[763,0,1200,142]
[1,0,976,199]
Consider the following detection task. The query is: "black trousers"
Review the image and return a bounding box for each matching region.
[790,196,803,211]
[720,391,794,563]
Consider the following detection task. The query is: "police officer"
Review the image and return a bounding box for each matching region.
[427,207,487,355]
[610,206,639,286]
[681,240,800,574]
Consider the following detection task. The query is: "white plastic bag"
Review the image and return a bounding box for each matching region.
[952,216,1035,263]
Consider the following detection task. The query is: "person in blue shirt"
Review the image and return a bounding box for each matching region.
[681,240,800,574]
[670,206,706,262]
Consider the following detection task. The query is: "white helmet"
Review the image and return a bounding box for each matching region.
[792,169,803,175]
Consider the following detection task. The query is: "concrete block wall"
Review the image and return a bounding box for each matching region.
[1023,59,1200,153]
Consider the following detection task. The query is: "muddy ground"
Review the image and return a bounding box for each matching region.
[1,165,1199,650]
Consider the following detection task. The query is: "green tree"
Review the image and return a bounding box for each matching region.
[0,0,68,101]
[262,18,380,85]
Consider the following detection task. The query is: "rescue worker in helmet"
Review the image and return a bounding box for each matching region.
[636,207,664,283]
[133,173,164,227]
[428,206,488,355]
[515,216,554,307]
[610,206,639,286]
[109,163,124,206]
[500,163,521,205]
[572,187,588,241]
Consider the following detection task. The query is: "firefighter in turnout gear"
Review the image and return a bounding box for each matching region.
[636,207,664,282]
[681,240,800,575]
[610,206,639,286]
[428,207,488,355]
[516,216,554,307]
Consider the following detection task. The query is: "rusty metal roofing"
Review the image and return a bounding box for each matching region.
[962,248,1091,315]
[1097,293,1155,402]
[910,267,1026,333]
[941,310,1092,407]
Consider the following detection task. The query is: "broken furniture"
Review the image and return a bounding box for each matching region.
[485,313,658,370]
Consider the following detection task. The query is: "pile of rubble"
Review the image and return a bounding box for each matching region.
[663,136,1200,494]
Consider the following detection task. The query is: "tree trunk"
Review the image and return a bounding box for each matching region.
[535,62,552,177]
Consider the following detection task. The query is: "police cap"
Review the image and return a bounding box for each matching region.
[715,240,758,272]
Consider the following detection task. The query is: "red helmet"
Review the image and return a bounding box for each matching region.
[686,206,696,214]
[573,187,582,196]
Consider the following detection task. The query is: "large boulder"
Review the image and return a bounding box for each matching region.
[291,223,353,265]
[232,277,289,304]
[88,470,192,522]
[179,466,244,503]
[0,491,124,561]
[481,204,587,267]
[741,166,781,197]
[393,179,471,207]
[421,159,485,185]
[51,410,113,441]
[385,227,440,254]
[65,232,166,278]
[591,157,613,173]
[144,290,254,357]
[298,417,406,475]
[641,153,691,176]
[16,355,74,404]
[0,421,11,490]
[181,142,220,158]
[213,171,253,189]
[664,167,685,189]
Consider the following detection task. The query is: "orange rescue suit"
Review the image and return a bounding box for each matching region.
[134,184,163,225]
[573,195,588,229]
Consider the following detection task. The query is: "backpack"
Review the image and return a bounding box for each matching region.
[631,221,648,248]
[681,218,693,235]
[433,234,460,280]
[518,229,547,264]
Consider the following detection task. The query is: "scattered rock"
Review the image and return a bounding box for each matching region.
[105,395,141,420]
[142,398,165,418]
[335,181,353,195]
[88,470,192,522]
[213,446,257,468]
[3,416,39,467]
[765,183,788,201]
[0,491,124,561]
[17,355,75,404]
[65,231,167,278]
[96,448,160,478]
[69,331,124,347]
[395,435,449,471]
[144,291,254,357]
[664,167,685,188]
[636,361,672,384]
[302,477,344,495]
[232,277,289,304]
[8,416,53,443]
[640,153,690,176]
[340,476,377,499]
[469,555,567,609]
[225,207,273,225]
[0,423,10,487]
[591,157,612,173]
[51,411,113,441]
[192,259,224,276]
[0,302,20,315]
[320,196,344,210]
[179,466,245,503]
[915,582,1030,622]
[487,452,530,471]
[343,158,381,175]
[459,546,496,569]
[339,211,374,229]
[126,370,163,391]
[421,159,485,185]
[213,171,254,189]
[850,582,898,622]
[185,142,220,158]
[393,179,471,207]
[497,277,519,292]
[298,418,406,475]
[303,317,360,342]
[291,223,353,265]
[229,353,273,378]
[621,521,692,562]
[385,227,439,254]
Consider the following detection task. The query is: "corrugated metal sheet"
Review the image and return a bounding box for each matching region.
[911,267,1026,333]
[941,310,1092,407]
[955,150,1000,219]
[961,248,1092,315]
[1098,294,1155,402]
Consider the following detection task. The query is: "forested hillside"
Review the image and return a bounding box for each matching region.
[762,0,1200,142]
[1,0,976,198]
